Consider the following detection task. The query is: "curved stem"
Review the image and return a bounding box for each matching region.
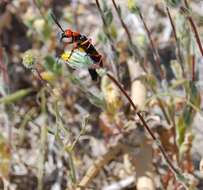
[106,72,188,188]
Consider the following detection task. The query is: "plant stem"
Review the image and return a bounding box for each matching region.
[187,16,203,57]
[138,10,164,80]
[166,7,185,77]
[0,88,33,104]
[111,0,141,59]
[66,149,77,184]
[184,0,189,8]
[192,54,195,81]
[95,0,119,78]
[137,9,172,124]
[180,6,203,57]
[106,72,188,188]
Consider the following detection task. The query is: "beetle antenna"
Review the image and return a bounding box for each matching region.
[51,13,65,32]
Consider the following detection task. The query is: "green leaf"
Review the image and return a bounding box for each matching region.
[43,23,52,40]
[68,74,106,110]
[127,0,139,13]
[105,10,113,26]
[139,74,157,89]
[97,32,108,44]
[183,106,193,126]
[109,24,118,39]
[177,102,195,146]
[102,0,108,12]
[177,115,186,146]
[0,88,33,105]
[44,55,62,75]
[184,81,200,109]
[189,81,200,107]
[86,92,106,110]
[176,81,200,147]
[171,79,186,89]
[165,0,182,7]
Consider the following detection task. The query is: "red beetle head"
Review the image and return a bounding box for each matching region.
[64,29,73,38]
[61,29,73,41]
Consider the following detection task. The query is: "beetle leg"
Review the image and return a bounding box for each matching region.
[88,64,100,69]
[68,42,78,59]
[97,54,103,67]
[88,53,103,67]
[88,68,98,81]
[80,39,92,53]
[80,38,92,46]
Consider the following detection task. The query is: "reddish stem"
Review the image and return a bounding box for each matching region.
[166,7,185,76]
[187,16,203,57]
[138,10,164,79]
[111,0,140,59]
[191,54,195,81]
[181,6,203,57]
[106,73,182,178]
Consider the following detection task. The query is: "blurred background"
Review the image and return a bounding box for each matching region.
[1,0,203,189]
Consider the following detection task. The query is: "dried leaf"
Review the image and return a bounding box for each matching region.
[104,10,113,26]
[101,75,123,114]
[0,134,10,179]
[137,176,155,190]
[131,80,146,110]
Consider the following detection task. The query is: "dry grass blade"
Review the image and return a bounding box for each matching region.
[76,143,129,190]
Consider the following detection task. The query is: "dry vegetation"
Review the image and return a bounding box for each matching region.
[1,0,203,189]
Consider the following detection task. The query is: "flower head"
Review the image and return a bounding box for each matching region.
[33,18,45,34]
[61,50,94,70]
[22,50,37,69]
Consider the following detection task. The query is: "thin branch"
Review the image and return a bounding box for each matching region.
[95,0,114,44]
[180,7,203,57]
[155,95,171,125]
[94,0,119,78]
[188,16,203,57]
[112,0,132,43]
[166,7,185,76]
[76,143,128,190]
[165,7,184,151]
[106,72,188,188]
[95,0,107,28]
[192,54,195,81]
[138,10,164,80]
[136,10,171,124]
[166,8,178,41]
[111,0,141,59]
[184,0,189,8]
[123,8,171,124]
